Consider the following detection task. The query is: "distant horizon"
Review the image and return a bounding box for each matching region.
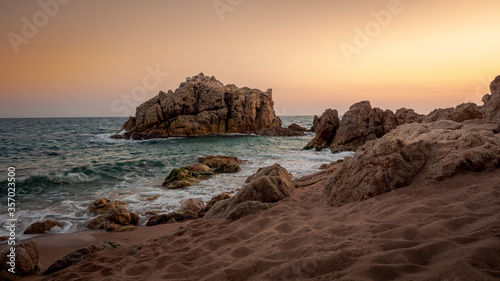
[1,1,498,118]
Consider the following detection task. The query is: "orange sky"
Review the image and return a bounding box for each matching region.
[0,0,499,118]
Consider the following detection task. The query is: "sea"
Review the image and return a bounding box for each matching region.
[0,116,353,239]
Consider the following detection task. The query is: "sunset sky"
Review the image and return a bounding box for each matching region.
[1,0,499,118]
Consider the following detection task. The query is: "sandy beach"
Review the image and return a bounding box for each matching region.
[17,166,500,281]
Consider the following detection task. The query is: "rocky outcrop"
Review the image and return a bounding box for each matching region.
[0,241,40,281]
[162,165,214,189]
[88,198,128,215]
[306,101,413,152]
[483,75,500,123]
[87,199,140,231]
[44,242,123,275]
[24,220,61,234]
[325,120,500,207]
[305,109,340,150]
[423,103,484,123]
[112,73,283,140]
[198,155,242,174]
[204,164,295,220]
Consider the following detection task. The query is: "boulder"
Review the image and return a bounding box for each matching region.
[88,198,127,215]
[325,120,500,207]
[162,165,213,189]
[178,198,205,215]
[204,192,233,213]
[87,205,140,231]
[256,126,306,136]
[0,241,40,280]
[483,75,500,123]
[44,242,123,275]
[204,164,295,220]
[304,109,340,150]
[112,73,282,139]
[146,210,199,226]
[394,108,424,125]
[288,123,307,132]
[198,155,242,174]
[24,220,62,234]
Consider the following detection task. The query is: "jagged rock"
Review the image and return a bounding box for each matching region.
[178,198,205,215]
[146,210,199,226]
[88,198,127,215]
[204,193,233,213]
[306,102,428,152]
[483,75,500,123]
[423,103,484,123]
[305,109,340,150]
[24,220,61,234]
[88,206,139,231]
[44,242,123,275]
[112,73,282,139]
[395,108,424,125]
[226,201,277,222]
[0,241,40,280]
[198,155,241,173]
[325,120,500,207]
[204,164,294,220]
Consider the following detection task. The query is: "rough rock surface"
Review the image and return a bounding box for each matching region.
[24,220,61,234]
[198,155,242,174]
[44,242,123,275]
[325,120,500,207]
[305,109,340,149]
[178,198,205,215]
[162,165,214,189]
[204,192,232,213]
[146,210,199,226]
[88,198,128,215]
[423,103,484,123]
[112,73,282,140]
[483,75,500,123]
[306,101,412,152]
[0,241,40,280]
[225,201,277,222]
[204,164,295,220]
[88,205,140,231]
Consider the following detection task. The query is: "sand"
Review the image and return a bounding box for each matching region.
[20,168,500,281]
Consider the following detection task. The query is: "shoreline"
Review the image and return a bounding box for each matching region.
[14,167,500,280]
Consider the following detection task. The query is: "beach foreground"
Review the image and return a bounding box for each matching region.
[20,167,500,281]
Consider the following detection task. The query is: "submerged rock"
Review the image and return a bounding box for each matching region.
[198,155,242,174]
[162,165,214,189]
[24,220,61,234]
[112,73,282,140]
[204,164,295,220]
[88,198,127,215]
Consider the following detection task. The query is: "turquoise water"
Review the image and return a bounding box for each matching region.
[0,116,353,238]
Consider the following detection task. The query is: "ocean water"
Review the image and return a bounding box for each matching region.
[0,116,353,238]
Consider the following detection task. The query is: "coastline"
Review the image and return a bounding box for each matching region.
[15,167,500,280]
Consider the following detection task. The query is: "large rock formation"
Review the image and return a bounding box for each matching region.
[305,101,418,152]
[483,75,500,123]
[204,164,295,220]
[325,120,500,207]
[422,102,484,123]
[113,73,287,140]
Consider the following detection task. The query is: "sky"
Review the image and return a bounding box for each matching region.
[0,0,499,118]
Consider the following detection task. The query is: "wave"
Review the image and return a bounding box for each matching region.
[0,159,167,194]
